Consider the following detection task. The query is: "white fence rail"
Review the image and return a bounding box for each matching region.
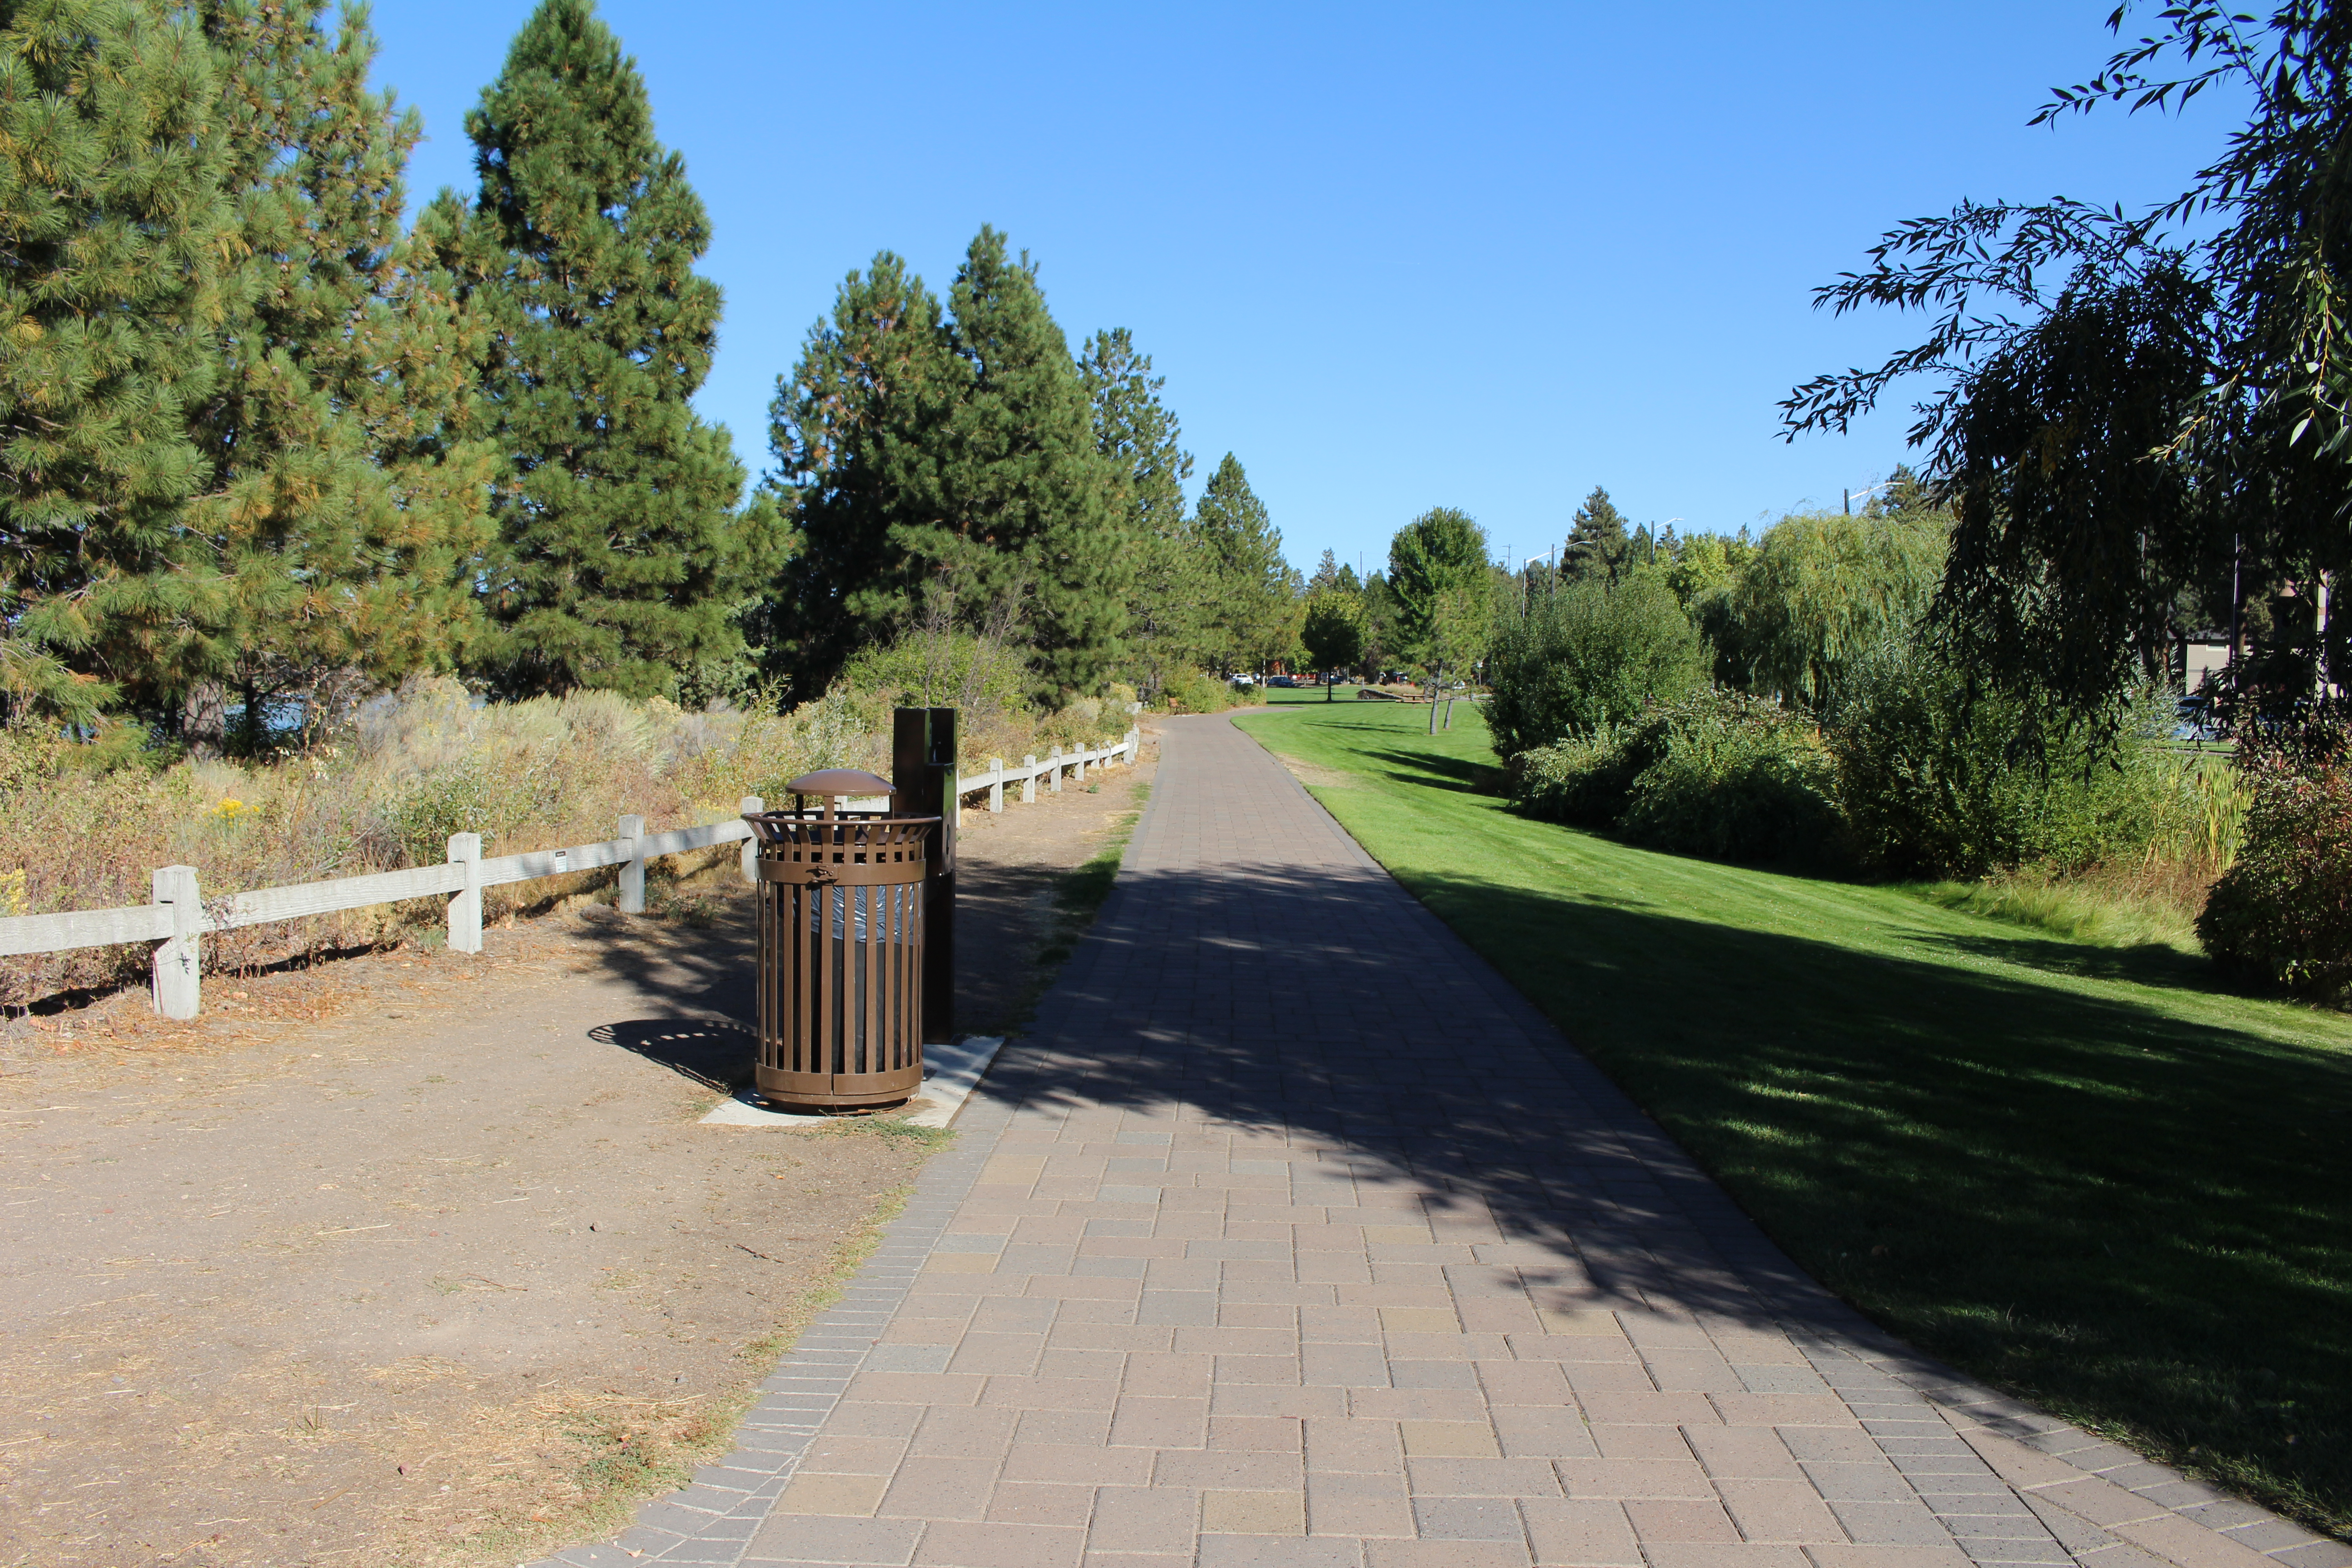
[958,728,1140,815]
[0,727,1141,1021]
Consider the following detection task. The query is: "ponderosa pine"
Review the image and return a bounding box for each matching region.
[932,229,1128,698]
[0,0,233,726]
[1193,454,1294,674]
[766,230,1142,700]
[431,0,768,700]
[1080,327,1197,704]
[185,0,495,747]
[764,251,956,694]
[1562,485,1630,584]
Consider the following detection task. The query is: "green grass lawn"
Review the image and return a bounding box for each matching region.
[1235,693,2352,1539]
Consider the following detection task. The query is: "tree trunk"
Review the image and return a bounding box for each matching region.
[181,681,229,759]
[236,676,264,756]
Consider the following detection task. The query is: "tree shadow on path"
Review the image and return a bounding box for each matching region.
[994,855,2352,1527]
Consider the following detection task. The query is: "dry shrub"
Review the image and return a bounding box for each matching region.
[1,675,1139,1010]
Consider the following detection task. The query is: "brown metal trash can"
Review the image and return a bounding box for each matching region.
[742,807,939,1109]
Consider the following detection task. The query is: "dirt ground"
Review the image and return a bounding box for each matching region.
[0,734,1157,1568]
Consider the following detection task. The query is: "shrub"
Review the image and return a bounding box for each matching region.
[1828,641,2192,877]
[1511,728,1642,827]
[838,629,1033,719]
[1159,669,1235,714]
[1615,693,1844,863]
[1511,691,1843,864]
[2197,753,2352,998]
[1485,573,1707,757]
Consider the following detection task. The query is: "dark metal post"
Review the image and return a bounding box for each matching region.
[894,706,958,1043]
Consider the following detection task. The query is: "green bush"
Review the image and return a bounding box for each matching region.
[1828,641,2188,877]
[1511,691,1842,864]
[1159,669,1235,714]
[2197,753,2352,998]
[1485,573,1707,757]
[1615,693,1844,863]
[1511,728,1642,827]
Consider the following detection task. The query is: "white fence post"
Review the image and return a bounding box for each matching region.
[151,864,201,1020]
[988,758,1004,814]
[617,814,646,913]
[1077,745,1090,783]
[447,833,483,954]
[1049,745,1064,793]
[1021,755,1037,804]
[739,796,763,886]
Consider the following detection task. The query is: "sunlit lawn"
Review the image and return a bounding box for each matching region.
[1235,693,2352,1539]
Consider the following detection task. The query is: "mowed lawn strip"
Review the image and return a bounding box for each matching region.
[1235,694,2352,1541]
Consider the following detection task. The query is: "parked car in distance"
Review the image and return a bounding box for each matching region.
[1268,675,1298,688]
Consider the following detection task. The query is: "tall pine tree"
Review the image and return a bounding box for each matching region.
[1562,485,1630,583]
[1194,454,1294,674]
[1080,327,1196,704]
[0,0,234,726]
[929,228,1127,698]
[765,229,1136,701]
[764,251,956,694]
[184,0,494,747]
[429,0,769,699]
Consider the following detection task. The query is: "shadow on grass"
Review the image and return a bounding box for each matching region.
[1355,746,1504,794]
[1900,924,2228,994]
[992,844,2352,1534]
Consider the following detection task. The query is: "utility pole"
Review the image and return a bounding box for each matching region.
[2230,533,2242,669]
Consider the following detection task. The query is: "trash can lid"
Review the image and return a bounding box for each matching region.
[786,768,897,798]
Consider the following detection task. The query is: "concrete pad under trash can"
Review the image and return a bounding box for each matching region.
[700,1035,1005,1131]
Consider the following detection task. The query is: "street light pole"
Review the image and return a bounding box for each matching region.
[1651,518,1682,566]
[1844,479,1892,516]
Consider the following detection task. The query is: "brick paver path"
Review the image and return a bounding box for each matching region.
[547,715,2352,1568]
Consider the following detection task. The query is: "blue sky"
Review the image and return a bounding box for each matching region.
[373,1,2241,577]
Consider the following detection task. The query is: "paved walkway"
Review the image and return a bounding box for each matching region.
[541,716,2352,1568]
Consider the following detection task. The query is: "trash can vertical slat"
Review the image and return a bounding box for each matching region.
[792,878,813,1078]
[816,856,836,1074]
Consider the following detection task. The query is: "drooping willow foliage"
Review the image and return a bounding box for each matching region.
[1784,3,2352,755]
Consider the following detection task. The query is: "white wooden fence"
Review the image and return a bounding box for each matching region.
[957,728,1141,815]
[0,727,1140,1022]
